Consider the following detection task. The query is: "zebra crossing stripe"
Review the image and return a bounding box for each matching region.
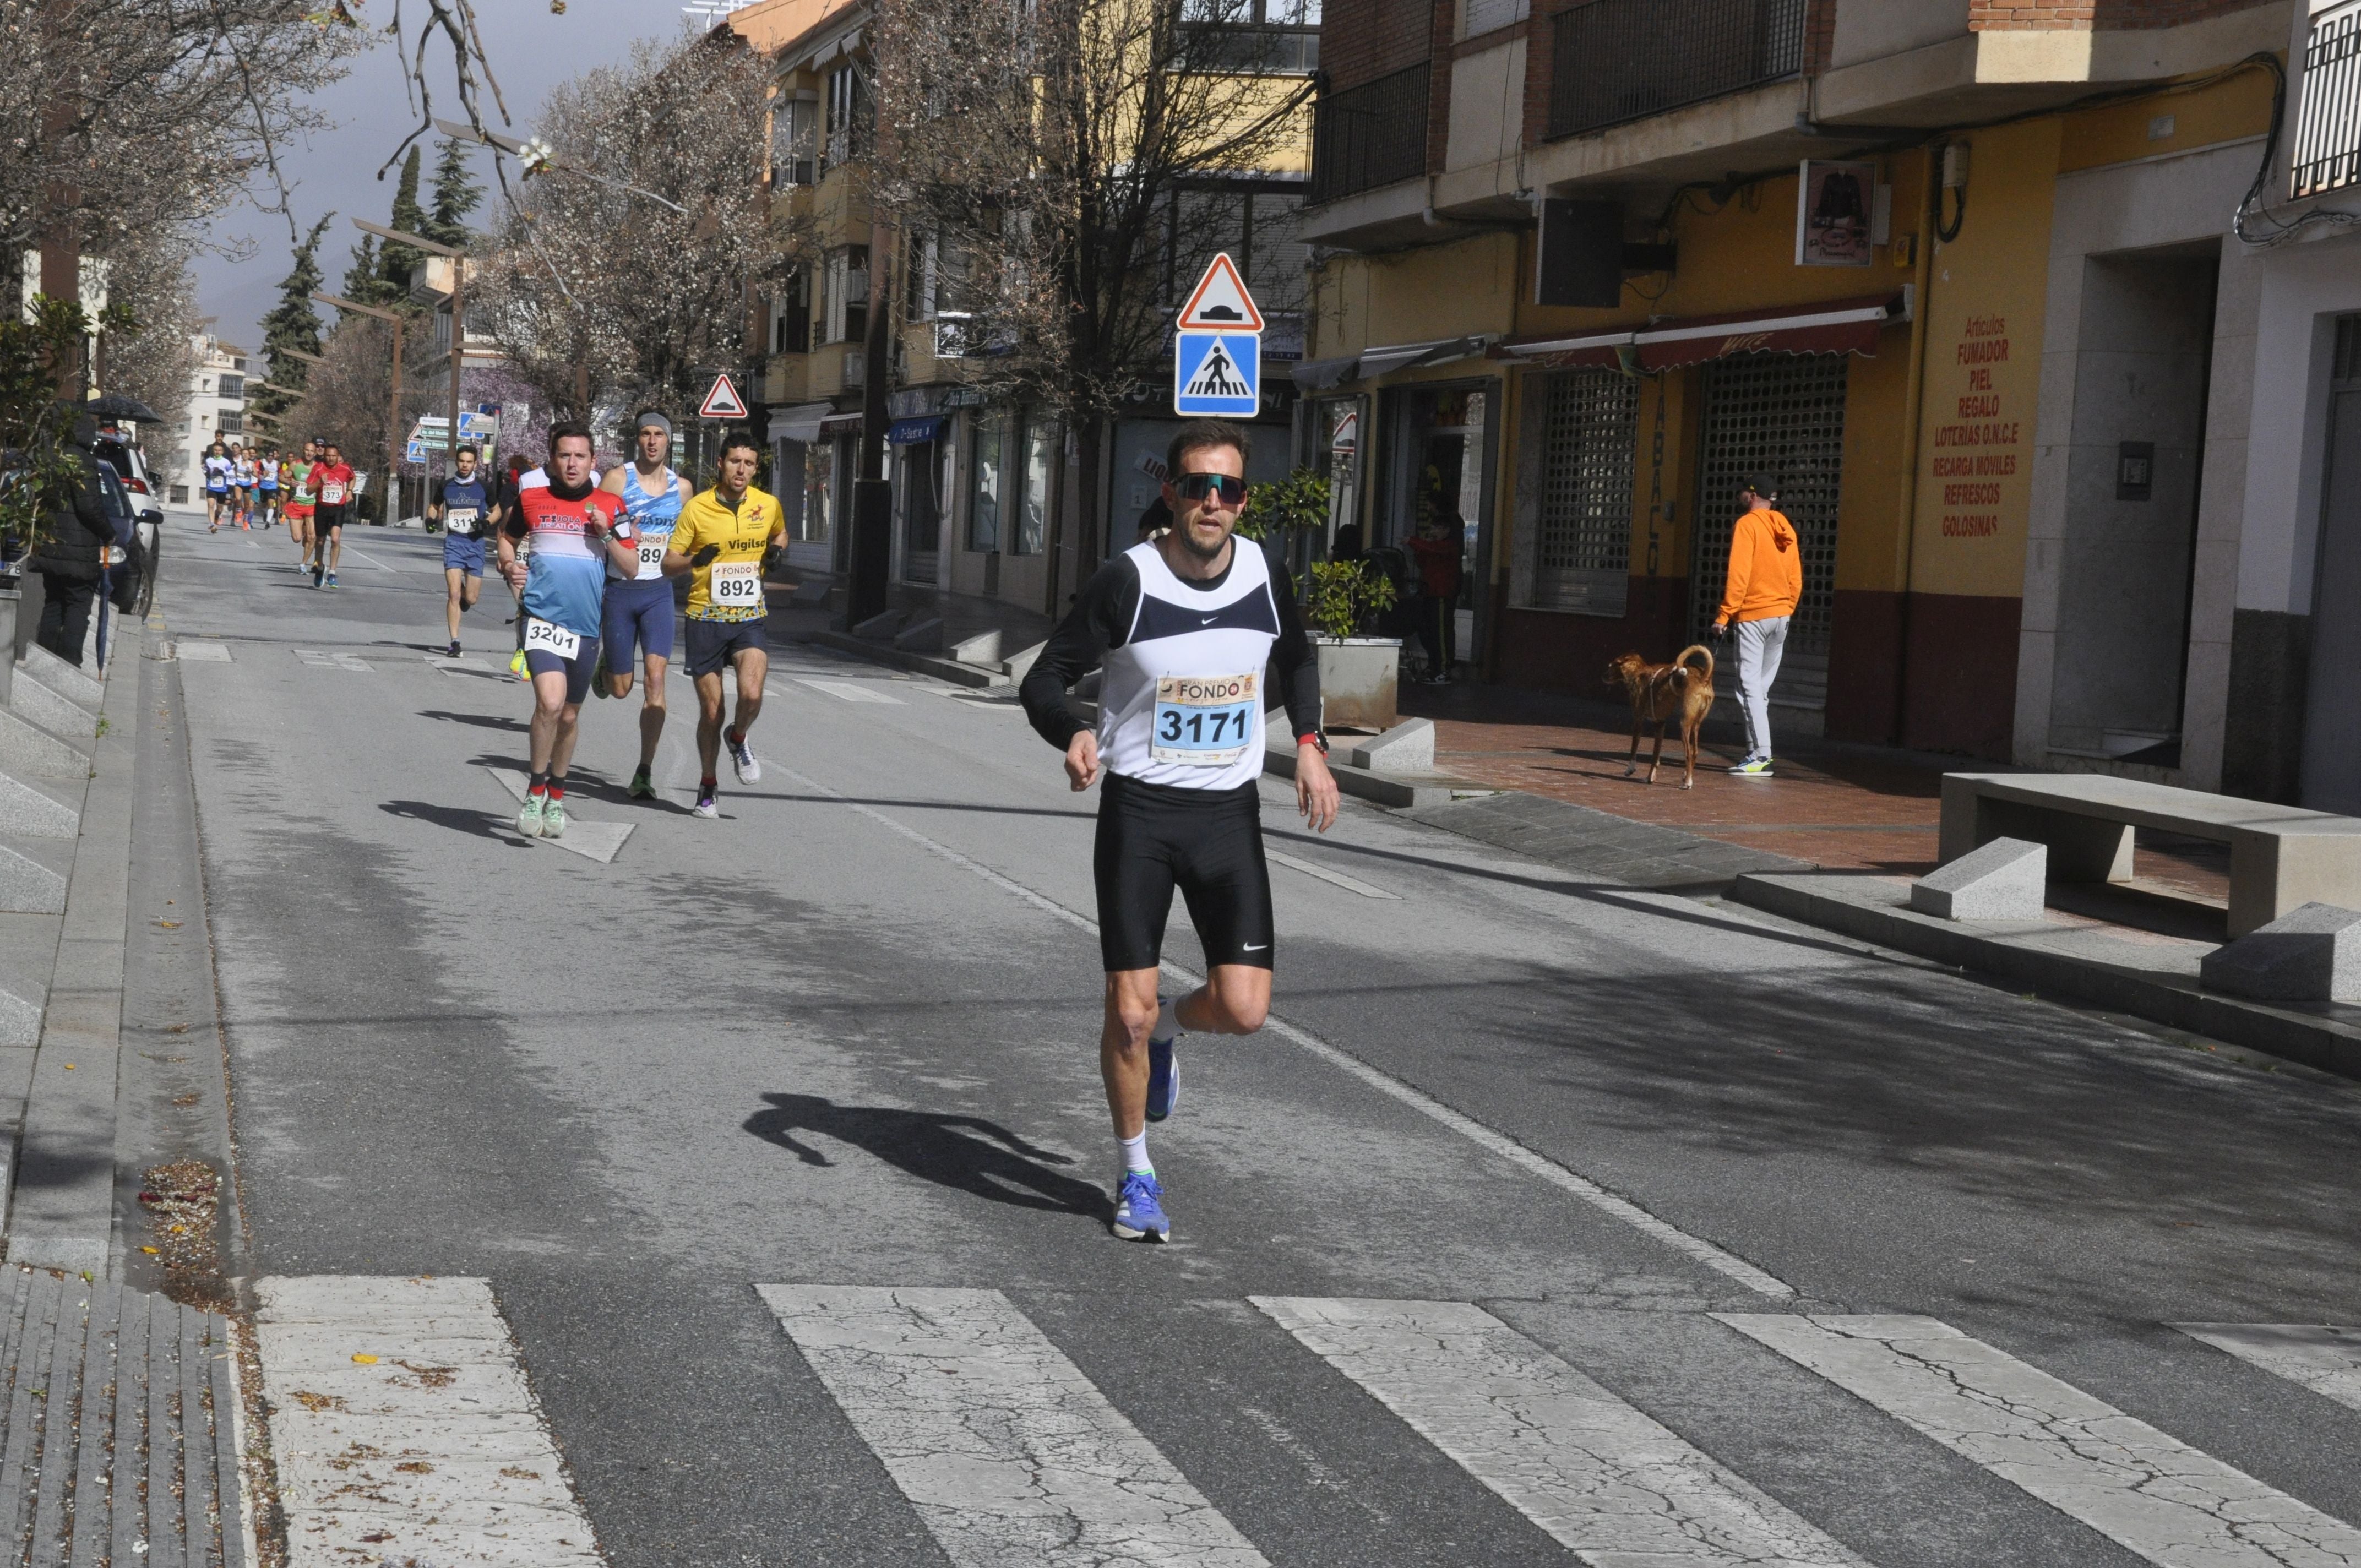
[254,1276,602,1566]
[2173,1324,2361,1417]
[758,1284,1266,1566]
[1254,1297,1867,1566]
[1718,1313,2361,1568]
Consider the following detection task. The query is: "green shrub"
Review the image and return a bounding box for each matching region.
[1303,558,1396,640]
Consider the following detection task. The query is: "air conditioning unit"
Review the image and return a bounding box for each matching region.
[841,266,870,306]
[844,349,866,388]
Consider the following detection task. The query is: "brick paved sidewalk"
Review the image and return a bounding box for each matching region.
[1398,682,2233,905]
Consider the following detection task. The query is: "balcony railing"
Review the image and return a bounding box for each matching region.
[1308,62,1429,205]
[2295,0,2361,199]
[1547,0,1803,141]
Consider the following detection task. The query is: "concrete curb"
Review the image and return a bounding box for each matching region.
[1728,871,2361,1082]
[6,669,135,1270]
[806,628,1010,689]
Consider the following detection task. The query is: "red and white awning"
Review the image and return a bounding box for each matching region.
[1497,290,1912,373]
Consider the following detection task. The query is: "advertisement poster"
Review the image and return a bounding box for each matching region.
[1797,159,1875,267]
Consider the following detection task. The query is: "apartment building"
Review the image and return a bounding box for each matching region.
[737,0,1318,617]
[164,334,249,505]
[1301,0,2338,799]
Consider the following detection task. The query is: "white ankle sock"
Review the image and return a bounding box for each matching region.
[1119,1131,1151,1175]
[1152,997,1179,1044]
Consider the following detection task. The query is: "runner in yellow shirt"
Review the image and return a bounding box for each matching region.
[662,431,785,818]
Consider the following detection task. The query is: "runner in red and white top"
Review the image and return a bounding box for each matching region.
[308,443,358,590]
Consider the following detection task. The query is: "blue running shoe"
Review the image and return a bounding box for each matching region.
[1112,1171,1171,1242]
[1145,1022,1179,1124]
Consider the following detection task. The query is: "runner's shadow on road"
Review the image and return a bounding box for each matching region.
[381,799,529,845]
[745,1093,1109,1219]
[422,710,530,732]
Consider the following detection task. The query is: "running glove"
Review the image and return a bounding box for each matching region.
[691,544,720,567]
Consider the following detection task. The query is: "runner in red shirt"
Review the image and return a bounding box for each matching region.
[308,443,358,590]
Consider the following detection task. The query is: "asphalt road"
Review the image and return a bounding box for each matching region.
[154,514,2361,1567]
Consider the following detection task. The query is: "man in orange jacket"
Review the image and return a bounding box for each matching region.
[1711,476,1802,777]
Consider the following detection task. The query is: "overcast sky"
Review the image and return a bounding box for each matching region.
[193,0,697,356]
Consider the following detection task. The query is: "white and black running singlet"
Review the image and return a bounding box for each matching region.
[1020,538,1323,971]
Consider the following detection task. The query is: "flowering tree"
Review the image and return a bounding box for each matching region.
[874,0,1313,588]
[472,29,807,431]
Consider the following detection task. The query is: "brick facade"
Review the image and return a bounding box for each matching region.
[1321,0,1441,89]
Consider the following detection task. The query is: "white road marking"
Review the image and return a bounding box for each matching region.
[338,546,407,573]
[798,677,906,704]
[1720,1313,2361,1567]
[2174,1324,2361,1416]
[759,1284,1266,1567]
[173,641,233,662]
[1256,1297,1864,1566]
[293,649,372,672]
[428,655,491,674]
[771,763,1792,1299]
[479,766,634,863]
[254,1275,602,1566]
[1266,849,1399,900]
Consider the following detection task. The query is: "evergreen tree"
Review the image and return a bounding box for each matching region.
[254,215,331,423]
[341,236,385,307]
[425,138,483,251]
[379,145,428,296]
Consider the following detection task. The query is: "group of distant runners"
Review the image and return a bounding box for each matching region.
[271,409,1336,1246]
[424,411,780,828]
[203,435,356,587]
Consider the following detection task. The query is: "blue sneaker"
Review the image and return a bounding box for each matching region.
[1145,1014,1179,1124]
[1112,1171,1171,1242]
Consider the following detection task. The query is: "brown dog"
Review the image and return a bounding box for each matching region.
[1605,645,1715,789]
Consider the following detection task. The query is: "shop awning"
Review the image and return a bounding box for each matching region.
[1290,335,1497,391]
[888,414,946,445]
[1497,290,1912,373]
[767,401,834,443]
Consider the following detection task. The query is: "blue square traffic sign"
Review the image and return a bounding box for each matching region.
[1174,331,1260,417]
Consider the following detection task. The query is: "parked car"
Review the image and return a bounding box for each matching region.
[93,428,165,530]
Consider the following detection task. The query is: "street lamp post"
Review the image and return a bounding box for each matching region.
[353,219,472,491]
[312,291,405,523]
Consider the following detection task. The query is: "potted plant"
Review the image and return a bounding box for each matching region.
[1302,557,1400,731]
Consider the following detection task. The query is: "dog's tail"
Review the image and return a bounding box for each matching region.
[1671,643,1713,688]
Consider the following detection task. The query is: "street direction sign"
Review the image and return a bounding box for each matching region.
[1177,253,1265,332]
[699,373,748,420]
[1174,331,1260,417]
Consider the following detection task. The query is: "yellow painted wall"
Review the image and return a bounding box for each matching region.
[1310,231,1522,358]
[1907,117,2060,600]
[2057,62,2276,175]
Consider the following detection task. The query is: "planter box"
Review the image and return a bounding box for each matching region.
[1316,636,1401,731]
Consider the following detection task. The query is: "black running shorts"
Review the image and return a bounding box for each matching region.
[1093,771,1274,973]
[684,617,766,678]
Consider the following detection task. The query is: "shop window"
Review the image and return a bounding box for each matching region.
[1016,411,1054,556]
[969,414,1004,551]
[1528,369,1637,615]
[791,439,834,544]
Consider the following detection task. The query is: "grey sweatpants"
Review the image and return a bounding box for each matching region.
[1734,615,1789,761]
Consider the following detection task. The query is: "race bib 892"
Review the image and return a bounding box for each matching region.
[709,560,762,609]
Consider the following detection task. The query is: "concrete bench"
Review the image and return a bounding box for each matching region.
[1939,772,2361,938]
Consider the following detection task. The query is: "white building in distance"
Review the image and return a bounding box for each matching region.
[165,334,249,505]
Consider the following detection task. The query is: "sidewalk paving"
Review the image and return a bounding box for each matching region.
[1399,682,2234,905]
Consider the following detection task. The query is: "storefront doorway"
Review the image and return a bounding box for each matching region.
[1378,383,1497,669]
[2304,315,2361,812]
[1690,352,1848,713]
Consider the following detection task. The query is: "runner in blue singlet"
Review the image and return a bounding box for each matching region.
[597,410,694,800]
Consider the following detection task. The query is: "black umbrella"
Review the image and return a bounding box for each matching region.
[83,391,161,423]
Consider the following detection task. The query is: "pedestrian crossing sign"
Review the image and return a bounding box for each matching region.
[1174,331,1260,417]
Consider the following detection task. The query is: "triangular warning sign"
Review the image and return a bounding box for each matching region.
[1177,254,1265,333]
[699,373,748,420]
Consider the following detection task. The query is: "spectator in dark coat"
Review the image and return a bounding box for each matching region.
[32,413,116,667]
